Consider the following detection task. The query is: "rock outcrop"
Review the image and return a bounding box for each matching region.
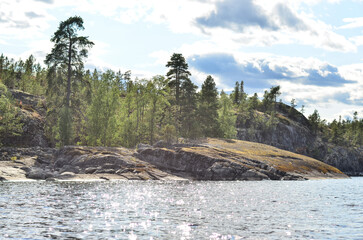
[2,90,48,147]
[0,139,348,181]
[0,146,183,181]
[137,138,347,180]
[236,104,363,176]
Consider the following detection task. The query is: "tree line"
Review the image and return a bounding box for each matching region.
[0,16,362,148]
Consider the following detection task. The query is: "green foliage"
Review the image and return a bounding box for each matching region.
[262,86,281,113]
[162,124,177,144]
[308,109,321,135]
[146,75,170,144]
[166,53,192,137]
[248,93,259,111]
[166,53,191,106]
[59,106,72,146]
[179,78,200,139]
[219,90,236,138]
[0,83,23,145]
[199,75,222,137]
[45,16,94,146]
[233,81,240,105]
[2,36,361,150]
[325,112,363,146]
[0,54,47,95]
[85,70,120,146]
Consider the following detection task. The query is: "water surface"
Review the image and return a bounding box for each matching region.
[1,178,362,239]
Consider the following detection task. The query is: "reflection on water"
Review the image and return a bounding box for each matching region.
[0,178,362,239]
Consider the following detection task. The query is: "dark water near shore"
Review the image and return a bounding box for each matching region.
[0,178,362,240]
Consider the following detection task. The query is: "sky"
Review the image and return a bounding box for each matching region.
[1,0,363,121]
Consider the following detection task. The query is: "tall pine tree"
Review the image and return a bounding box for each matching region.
[166,53,191,106]
[45,16,94,145]
[180,78,199,139]
[165,53,191,136]
[199,75,222,137]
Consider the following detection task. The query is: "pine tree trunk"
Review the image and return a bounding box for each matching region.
[66,42,72,109]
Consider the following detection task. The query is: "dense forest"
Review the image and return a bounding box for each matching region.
[0,16,362,148]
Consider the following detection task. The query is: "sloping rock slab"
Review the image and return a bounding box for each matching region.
[52,146,182,180]
[137,138,348,180]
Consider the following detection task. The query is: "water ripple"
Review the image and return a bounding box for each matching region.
[0,178,362,239]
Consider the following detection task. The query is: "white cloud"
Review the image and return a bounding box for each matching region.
[339,17,363,29]
[61,0,213,35]
[350,36,363,46]
[0,0,55,39]
[194,0,356,52]
[149,50,172,66]
[185,49,362,121]
[190,67,233,92]
[274,60,363,121]
[276,81,362,121]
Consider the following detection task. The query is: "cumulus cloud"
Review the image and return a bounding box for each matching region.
[196,0,309,32]
[189,53,354,89]
[186,51,363,121]
[196,0,279,31]
[194,0,355,52]
[304,65,355,86]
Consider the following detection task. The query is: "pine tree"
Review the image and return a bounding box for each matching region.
[180,78,199,139]
[165,53,191,136]
[233,81,240,105]
[308,109,321,135]
[239,80,247,103]
[166,53,191,106]
[45,16,94,145]
[248,93,259,111]
[199,75,222,137]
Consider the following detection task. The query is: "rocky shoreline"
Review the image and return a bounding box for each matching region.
[0,138,348,182]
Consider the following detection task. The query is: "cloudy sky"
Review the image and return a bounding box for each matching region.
[1,0,363,121]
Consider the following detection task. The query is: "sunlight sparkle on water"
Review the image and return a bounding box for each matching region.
[0,179,362,239]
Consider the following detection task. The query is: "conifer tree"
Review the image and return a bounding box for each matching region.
[180,78,199,139]
[308,109,321,135]
[45,16,94,145]
[166,53,191,106]
[233,81,240,105]
[199,75,222,137]
[239,80,247,103]
[165,53,191,136]
[248,93,259,111]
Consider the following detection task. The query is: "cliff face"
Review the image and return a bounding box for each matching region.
[236,104,363,175]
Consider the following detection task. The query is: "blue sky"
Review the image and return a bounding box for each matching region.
[1,0,363,121]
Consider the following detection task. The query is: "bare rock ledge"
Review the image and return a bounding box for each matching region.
[0,138,348,181]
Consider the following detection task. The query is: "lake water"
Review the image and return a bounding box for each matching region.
[0,178,362,240]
